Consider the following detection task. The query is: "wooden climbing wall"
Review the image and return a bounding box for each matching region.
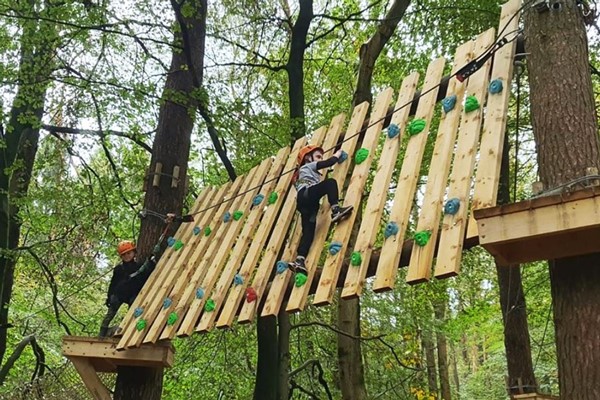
[115,0,520,350]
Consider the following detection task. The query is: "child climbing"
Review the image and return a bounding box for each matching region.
[289,145,353,275]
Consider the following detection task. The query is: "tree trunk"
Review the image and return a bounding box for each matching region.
[450,342,460,399]
[254,316,278,400]
[277,308,291,400]
[435,302,451,400]
[422,329,438,396]
[114,0,207,397]
[337,297,367,400]
[524,1,600,398]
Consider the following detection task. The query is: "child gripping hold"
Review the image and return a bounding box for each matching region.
[289,145,353,275]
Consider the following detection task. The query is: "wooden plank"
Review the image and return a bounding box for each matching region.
[258,123,343,318]
[217,137,306,328]
[315,78,417,304]
[115,186,214,348]
[370,59,446,292]
[404,41,475,285]
[176,158,274,337]
[137,184,231,344]
[70,357,112,400]
[467,0,521,239]
[195,146,290,332]
[434,28,497,279]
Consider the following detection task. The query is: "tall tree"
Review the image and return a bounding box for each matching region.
[524,1,600,398]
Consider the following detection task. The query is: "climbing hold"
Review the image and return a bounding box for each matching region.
[173,239,184,250]
[223,212,231,222]
[195,288,205,299]
[135,319,147,331]
[355,148,369,164]
[233,210,244,221]
[351,251,362,267]
[294,273,308,287]
[252,194,265,206]
[384,221,399,239]
[444,198,461,215]
[193,226,201,236]
[338,150,348,163]
[387,123,400,139]
[464,95,480,113]
[442,95,457,113]
[268,192,278,205]
[414,231,432,247]
[162,297,172,309]
[133,307,144,318]
[167,236,176,247]
[489,79,503,94]
[408,119,426,136]
[205,299,216,312]
[328,241,343,255]
[167,312,178,326]
[276,260,288,274]
[234,274,244,285]
[204,227,211,236]
[245,287,257,303]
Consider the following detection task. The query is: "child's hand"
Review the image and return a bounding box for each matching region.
[334,149,343,159]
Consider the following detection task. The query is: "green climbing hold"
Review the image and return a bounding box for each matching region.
[233,210,244,221]
[294,273,308,287]
[408,119,426,136]
[173,239,184,250]
[414,231,432,247]
[136,319,147,331]
[167,312,178,326]
[351,251,362,267]
[355,148,369,164]
[464,95,480,113]
[268,191,278,205]
[204,226,211,236]
[205,299,216,312]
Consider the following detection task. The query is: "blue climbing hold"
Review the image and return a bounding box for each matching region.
[329,241,343,255]
[252,194,265,206]
[163,297,172,309]
[193,226,201,235]
[223,211,231,222]
[276,260,288,274]
[442,95,457,113]
[195,288,205,299]
[489,79,503,94]
[167,236,176,247]
[234,274,244,285]
[384,221,399,239]
[444,198,461,215]
[133,307,144,318]
[338,150,348,163]
[387,123,400,139]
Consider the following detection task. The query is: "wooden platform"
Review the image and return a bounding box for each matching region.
[512,394,559,400]
[475,187,600,264]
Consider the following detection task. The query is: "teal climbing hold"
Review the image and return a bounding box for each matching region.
[204,226,211,236]
[294,273,308,287]
[163,297,172,309]
[193,226,201,235]
[136,319,147,331]
[465,95,480,113]
[355,148,369,164]
[252,194,264,206]
[351,251,362,267]
[133,307,144,318]
[442,95,457,113]
[489,79,503,94]
[205,299,216,312]
[195,288,205,299]
[234,274,244,285]
[223,212,232,222]
[444,198,460,215]
[387,123,400,139]
[338,150,348,163]
[408,119,426,136]
[167,236,176,247]
[167,312,178,326]
[233,210,244,221]
[329,241,343,255]
[173,239,184,250]
[414,231,432,247]
[268,192,278,205]
[276,260,288,274]
[384,221,399,239]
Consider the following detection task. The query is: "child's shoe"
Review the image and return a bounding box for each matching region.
[331,205,353,223]
[289,256,308,276]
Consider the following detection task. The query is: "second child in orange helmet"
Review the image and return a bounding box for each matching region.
[290,146,353,275]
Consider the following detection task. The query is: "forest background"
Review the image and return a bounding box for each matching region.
[0,0,599,398]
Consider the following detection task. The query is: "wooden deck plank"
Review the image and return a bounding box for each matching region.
[434,28,497,279]
[404,41,475,285]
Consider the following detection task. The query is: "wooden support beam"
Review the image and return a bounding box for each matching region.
[70,357,112,400]
[171,165,180,188]
[152,162,162,187]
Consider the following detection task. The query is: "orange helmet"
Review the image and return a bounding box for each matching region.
[297,145,323,165]
[117,240,136,255]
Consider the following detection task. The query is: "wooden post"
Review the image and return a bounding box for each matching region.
[152,163,162,187]
[171,166,180,188]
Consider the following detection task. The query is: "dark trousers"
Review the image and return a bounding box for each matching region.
[296,179,339,258]
[99,296,123,336]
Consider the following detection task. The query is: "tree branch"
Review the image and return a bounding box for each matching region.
[41,124,153,153]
